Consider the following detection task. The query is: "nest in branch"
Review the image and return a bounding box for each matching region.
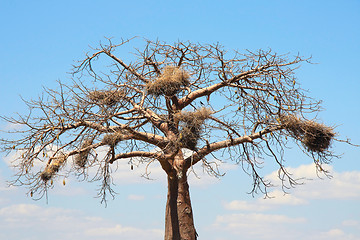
[146,66,190,96]
[102,133,124,146]
[40,152,66,181]
[280,115,335,153]
[175,107,213,150]
[74,138,93,168]
[88,90,124,106]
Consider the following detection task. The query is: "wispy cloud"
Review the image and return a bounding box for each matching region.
[0,122,23,131]
[212,213,306,239]
[210,163,360,239]
[224,190,307,212]
[265,163,360,200]
[127,194,145,201]
[211,212,360,240]
[223,163,360,213]
[306,228,359,240]
[0,203,162,240]
[84,224,163,239]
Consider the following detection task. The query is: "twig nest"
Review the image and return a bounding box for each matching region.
[74,138,93,168]
[88,90,124,106]
[40,152,66,181]
[102,133,123,146]
[146,66,190,96]
[280,115,335,152]
[175,107,212,150]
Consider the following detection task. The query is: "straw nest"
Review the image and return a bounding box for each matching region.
[280,115,335,153]
[102,133,123,146]
[40,152,66,181]
[74,138,93,168]
[175,107,212,150]
[88,90,124,106]
[146,66,190,96]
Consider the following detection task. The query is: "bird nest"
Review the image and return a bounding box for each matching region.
[280,114,335,153]
[102,133,124,146]
[175,107,212,150]
[88,90,124,106]
[40,152,66,181]
[74,138,93,168]
[146,66,190,96]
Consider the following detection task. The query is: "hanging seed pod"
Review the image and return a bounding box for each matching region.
[63,179,66,186]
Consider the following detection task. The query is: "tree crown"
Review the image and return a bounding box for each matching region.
[0,38,340,201]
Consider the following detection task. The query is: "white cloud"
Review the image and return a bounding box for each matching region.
[0,203,42,217]
[342,220,360,227]
[110,159,166,184]
[224,200,269,211]
[211,213,360,240]
[1,122,23,131]
[0,203,163,240]
[212,213,306,239]
[188,160,238,187]
[224,190,307,211]
[223,163,360,214]
[84,224,163,239]
[306,228,360,240]
[265,163,360,200]
[127,194,145,201]
[212,164,360,239]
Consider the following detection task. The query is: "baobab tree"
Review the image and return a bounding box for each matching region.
[1,38,341,240]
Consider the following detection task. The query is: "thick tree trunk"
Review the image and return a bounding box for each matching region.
[164,174,197,240]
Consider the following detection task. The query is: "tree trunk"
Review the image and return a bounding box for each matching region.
[164,174,197,240]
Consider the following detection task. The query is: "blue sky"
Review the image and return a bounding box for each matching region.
[0,0,360,239]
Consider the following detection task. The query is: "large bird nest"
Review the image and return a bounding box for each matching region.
[74,138,93,168]
[40,152,67,181]
[280,114,335,153]
[146,66,190,96]
[175,107,213,150]
[88,90,124,106]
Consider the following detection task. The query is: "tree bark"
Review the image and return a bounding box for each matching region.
[164,173,197,240]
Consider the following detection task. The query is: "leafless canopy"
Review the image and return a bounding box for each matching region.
[1,38,338,201]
